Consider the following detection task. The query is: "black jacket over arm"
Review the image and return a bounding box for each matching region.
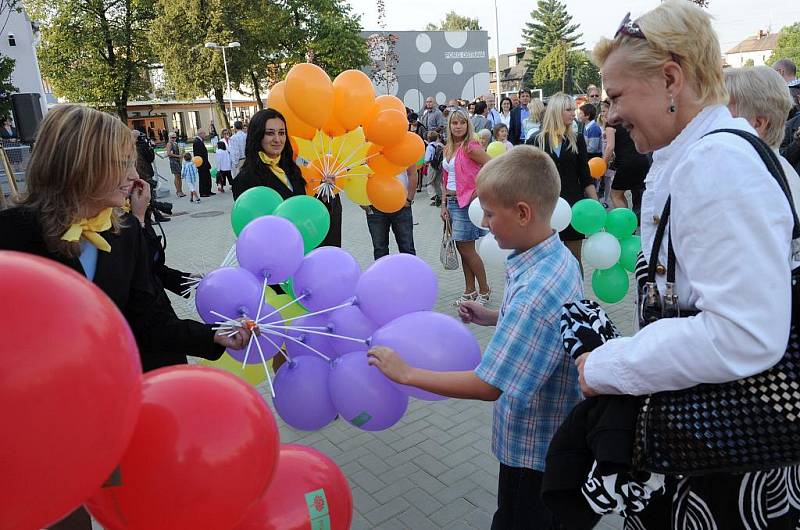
[0,208,223,372]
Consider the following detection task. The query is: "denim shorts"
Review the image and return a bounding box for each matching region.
[447,196,486,241]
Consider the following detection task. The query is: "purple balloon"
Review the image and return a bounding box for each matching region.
[292,247,361,312]
[281,313,334,360]
[195,267,262,324]
[236,215,304,283]
[327,305,377,357]
[329,351,409,431]
[369,311,482,401]
[355,254,437,326]
[227,302,284,364]
[273,356,337,431]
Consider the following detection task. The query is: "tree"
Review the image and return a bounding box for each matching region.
[522,0,583,81]
[0,54,17,118]
[425,11,482,31]
[532,43,599,96]
[768,23,800,68]
[29,0,156,121]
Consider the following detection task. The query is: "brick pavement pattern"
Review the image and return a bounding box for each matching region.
[94,156,630,529]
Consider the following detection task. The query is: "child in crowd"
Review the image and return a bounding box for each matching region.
[181,152,200,203]
[477,128,491,150]
[579,103,604,199]
[493,123,514,152]
[369,146,584,528]
[215,141,233,193]
[423,130,444,206]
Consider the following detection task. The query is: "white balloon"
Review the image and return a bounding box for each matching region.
[468,198,484,228]
[583,232,622,270]
[550,197,572,232]
[477,233,512,269]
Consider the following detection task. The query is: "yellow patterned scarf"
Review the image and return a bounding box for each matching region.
[61,207,113,252]
[259,151,290,188]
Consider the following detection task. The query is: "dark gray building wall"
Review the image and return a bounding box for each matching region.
[363,30,490,113]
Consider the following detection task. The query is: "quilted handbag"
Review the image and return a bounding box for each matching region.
[440,218,459,271]
[632,129,800,476]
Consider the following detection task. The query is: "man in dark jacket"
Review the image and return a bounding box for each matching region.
[193,128,214,197]
[509,89,532,145]
[781,113,800,173]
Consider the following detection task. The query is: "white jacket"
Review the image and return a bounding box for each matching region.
[585,105,796,396]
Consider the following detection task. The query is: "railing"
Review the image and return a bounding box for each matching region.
[0,140,31,209]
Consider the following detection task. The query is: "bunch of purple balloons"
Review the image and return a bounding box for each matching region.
[195,215,482,432]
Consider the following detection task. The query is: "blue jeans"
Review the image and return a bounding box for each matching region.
[365,206,416,260]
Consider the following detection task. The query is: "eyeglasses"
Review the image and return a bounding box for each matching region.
[615,12,646,40]
[588,94,600,98]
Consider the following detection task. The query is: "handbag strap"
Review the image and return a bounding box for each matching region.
[646,128,800,309]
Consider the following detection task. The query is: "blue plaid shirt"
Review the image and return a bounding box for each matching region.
[474,232,583,471]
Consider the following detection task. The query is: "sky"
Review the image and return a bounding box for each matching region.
[346,0,800,58]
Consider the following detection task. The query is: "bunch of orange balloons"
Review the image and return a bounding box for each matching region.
[267,64,424,213]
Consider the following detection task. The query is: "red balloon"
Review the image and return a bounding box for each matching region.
[0,251,142,530]
[86,366,280,530]
[235,444,353,530]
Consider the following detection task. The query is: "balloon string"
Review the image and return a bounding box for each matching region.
[220,244,237,268]
[328,144,369,178]
[241,333,255,366]
[260,332,293,364]
[254,275,269,322]
[312,135,330,175]
[265,298,353,326]
[261,323,368,344]
[257,293,307,323]
[253,334,276,398]
[211,310,244,326]
[259,327,331,362]
[328,132,348,177]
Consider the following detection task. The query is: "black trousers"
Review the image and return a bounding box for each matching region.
[320,195,342,247]
[492,464,559,530]
[216,170,233,187]
[198,167,212,195]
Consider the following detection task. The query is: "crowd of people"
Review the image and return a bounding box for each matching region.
[3,1,800,528]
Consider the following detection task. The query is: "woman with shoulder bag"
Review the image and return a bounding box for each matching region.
[572,2,800,528]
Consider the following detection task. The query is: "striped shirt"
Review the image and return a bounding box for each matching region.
[474,232,584,471]
[181,161,198,184]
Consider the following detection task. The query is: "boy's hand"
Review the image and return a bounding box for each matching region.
[367,346,412,385]
[575,352,599,397]
[458,301,497,326]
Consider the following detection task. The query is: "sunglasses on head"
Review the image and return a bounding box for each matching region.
[614,12,681,64]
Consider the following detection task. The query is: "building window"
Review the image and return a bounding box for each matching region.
[171,112,184,135]
[187,111,200,133]
[509,56,517,68]
[8,34,16,46]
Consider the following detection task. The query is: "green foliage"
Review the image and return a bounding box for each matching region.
[425,11,482,31]
[533,44,598,96]
[769,23,800,68]
[0,54,17,118]
[30,0,156,121]
[522,0,583,80]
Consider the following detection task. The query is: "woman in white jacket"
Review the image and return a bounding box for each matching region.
[577,1,798,527]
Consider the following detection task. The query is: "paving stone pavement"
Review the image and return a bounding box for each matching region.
[99,157,634,529]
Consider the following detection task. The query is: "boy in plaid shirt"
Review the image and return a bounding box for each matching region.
[369,146,583,529]
[181,152,200,203]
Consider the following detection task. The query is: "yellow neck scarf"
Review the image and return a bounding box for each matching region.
[61,207,113,252]
[259,151,289,188]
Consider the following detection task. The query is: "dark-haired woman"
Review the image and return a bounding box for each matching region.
[232,108,342,246]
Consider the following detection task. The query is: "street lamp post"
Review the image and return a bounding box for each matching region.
[493,0,502,96]
[204,41,241,121]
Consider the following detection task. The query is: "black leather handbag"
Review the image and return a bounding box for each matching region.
[632,129,800,476]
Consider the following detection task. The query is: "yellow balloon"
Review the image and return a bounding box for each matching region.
[199,353,268,386]
[343,174,370,205]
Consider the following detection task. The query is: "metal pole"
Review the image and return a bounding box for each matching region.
[493,0,502,95]
[222,46,233,120]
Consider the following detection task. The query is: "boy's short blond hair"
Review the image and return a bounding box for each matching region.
[477,146,561,220]
[427,130,439,142]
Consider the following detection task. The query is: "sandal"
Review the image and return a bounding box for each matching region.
[453,291,477,306]
[476,289,492,307]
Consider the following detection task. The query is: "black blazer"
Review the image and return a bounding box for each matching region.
[193,137,211,170]
[526,133,593,206]
[0,208,223,372]
[509,106,524,145]
[232,163,307,201]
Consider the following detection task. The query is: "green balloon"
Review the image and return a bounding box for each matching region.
[605,208,638,239]
[230,186,284,236]
[273,195,331,253]
[619,235,642,273]
[279,278,309,310]
[570,199,607,236]
[592,264,630,304]
[211,167,218,178]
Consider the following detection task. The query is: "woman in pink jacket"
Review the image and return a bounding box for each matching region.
[441,108,492,306]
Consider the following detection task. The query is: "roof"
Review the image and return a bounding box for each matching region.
[726,32,779,54]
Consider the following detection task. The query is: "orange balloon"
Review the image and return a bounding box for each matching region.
[383,132,425,168]
[367,175,407,213]
[285,63,333,130]
[374,95,406,115]
[322,113,346,138]
[588,157,607,179]
[267,81,316,140]
[193,156,202,167]
[289,136,299,158]
[333,70,376,131]
[363,109,407,148]
[368,154,405,177]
